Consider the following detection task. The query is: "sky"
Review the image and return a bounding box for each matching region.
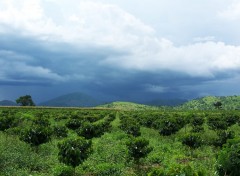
[1,0,240,103]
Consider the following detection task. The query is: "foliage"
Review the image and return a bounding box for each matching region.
[66,119,82,130]
[223,112,239,127]
[182,133,202,149]
[159,116,184,136]
[0,114,18,131]
[0,132,54,175]
[120,117,141,137]
[76,121,96,139]
[190,115,204,126]
[190,115,205,133]
[217,138,240,176]
[213,130,235,147]
[214,101,222,109]
[53,165,74,176]
[58,137,92,168]
[178,95,240,110]
[90,163,123,176]
[207,114,228,131]
[127,137,152,163]
[0,107,239,175]
[33,116,51,127]
[53,125,68,138]
[148,164,206,176]
[16,95,35,106]
[20,125,52,147]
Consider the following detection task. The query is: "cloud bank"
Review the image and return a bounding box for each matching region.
[0,0,240,102]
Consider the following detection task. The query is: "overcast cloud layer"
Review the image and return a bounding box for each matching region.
[1,0,240,102]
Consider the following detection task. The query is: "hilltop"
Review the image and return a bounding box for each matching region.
[98,101,160,110]
[177,95,240,110]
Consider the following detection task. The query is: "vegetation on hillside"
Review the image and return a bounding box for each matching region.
[177,95,240,110]
[98,101,160,110]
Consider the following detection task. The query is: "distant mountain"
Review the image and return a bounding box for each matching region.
[0,100,17,106]
[144,98,187,106]
[39,92,102,107]
[177,95,240,110]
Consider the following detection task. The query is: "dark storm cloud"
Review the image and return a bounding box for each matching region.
[1,0,240,102]
[0,33,126,86]
[1,32,240,102]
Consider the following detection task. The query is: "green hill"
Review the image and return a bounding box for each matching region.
[98,101,159,110]
[39,92,101,107]
[177,95,240,110]
[145,98,187,106]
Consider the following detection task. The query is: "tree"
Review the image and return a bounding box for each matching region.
[214,101,222,109]
[16,95,35,106]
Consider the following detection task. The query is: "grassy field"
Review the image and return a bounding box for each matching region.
[0,106,240,175]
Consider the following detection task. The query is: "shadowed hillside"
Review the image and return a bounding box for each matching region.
[0,100,17,106]
[39,92,102,107]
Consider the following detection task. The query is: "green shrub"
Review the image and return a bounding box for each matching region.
[33,116,51,127]
[127,137,152,164]
[58,137,92,168]
[191,115,204,126]
[190,115,205,133]
[66,119,82,130]
[20,125,52,148]
[223,113,239,127]
[148,164,206,176]
[182,133,202,149]
[213,130,235,147]
[120,117,141,137]
[0,115,18,131]
[93,163,123,176]
[53,165,74,176]
[207,115,227,131]
[76,122,96,139]
[191,125,204,133]
[159,117,181,136]
[0,133,50,175]
[53,125,68,138]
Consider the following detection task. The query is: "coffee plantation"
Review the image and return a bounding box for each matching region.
[0,106,240,175]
